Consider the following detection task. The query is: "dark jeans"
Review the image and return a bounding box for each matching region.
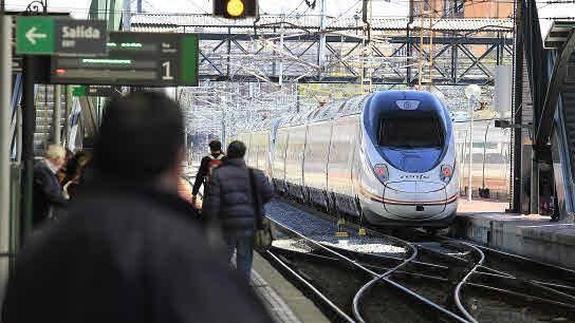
[224,231,254,282]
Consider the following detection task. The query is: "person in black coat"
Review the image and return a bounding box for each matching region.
[2,91,273,323]
[32,144,68,227]
[192,140,225,204]
[203,141,274,281]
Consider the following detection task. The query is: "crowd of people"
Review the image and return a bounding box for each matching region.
[2,91,275,323]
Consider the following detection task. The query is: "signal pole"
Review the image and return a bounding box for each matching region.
[318,0,326,68]
[0,14,13,305]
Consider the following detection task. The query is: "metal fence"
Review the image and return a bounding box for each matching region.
[455,118,512,202]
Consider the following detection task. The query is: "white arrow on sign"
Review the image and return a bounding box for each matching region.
[25,27,48,45]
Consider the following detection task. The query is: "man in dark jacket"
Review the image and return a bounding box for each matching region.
[2,92,273,323]
[203,141,273,281]
[32,144,68,226]
[192,140,225,204]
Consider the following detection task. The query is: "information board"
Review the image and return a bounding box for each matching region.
[50,32,199,86]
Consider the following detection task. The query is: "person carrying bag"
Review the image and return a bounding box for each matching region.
[248,168,274,252]
[202,141,274,282]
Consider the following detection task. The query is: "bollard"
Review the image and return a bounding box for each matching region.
[335,217,348,238]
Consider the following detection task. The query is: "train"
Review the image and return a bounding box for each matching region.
[237,90,458,227]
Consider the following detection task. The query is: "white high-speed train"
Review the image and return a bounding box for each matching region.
[238,90,458,227]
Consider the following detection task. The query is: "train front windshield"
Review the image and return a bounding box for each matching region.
[378,113,444,148]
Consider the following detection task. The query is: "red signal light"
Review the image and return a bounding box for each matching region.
[373,164,389,182]
[441,165,453,182]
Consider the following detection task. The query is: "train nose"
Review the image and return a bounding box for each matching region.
[382,181,448,220]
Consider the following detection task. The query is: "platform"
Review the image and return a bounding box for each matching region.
[451,199,575,269]
[252,253,330,323]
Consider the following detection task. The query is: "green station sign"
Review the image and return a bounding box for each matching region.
[72,85,118,97]
[16,16,55,55]
[16,16,107,56]
[50,32,199,87]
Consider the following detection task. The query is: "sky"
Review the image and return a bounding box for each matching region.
[6,0,408,18]
[6,0,575,37]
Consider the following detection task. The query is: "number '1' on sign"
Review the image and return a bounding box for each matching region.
[162,61,174,80]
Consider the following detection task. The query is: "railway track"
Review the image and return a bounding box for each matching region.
[264,199,575,323]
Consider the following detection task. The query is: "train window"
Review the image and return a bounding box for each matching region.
[379,113,444,148]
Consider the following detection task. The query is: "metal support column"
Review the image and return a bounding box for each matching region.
[531,150,539,213]
[511,0,523,212]
[0,15,13,304]
[451,37,458,83]
[16,101,22,163]
[467,98,474,201]
[318,0,327,68]
[63,85,72,148]
[226,27,231,78]
[406,0,414,86]
[52,85,61,145]
[279,20,284,87]
[21,56,36,239]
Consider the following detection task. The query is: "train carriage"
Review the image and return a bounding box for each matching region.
[241,90,458,227]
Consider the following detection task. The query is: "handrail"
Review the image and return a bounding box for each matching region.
[553,93,575,215]
[9,74,23,160]
[536,30,575,146]
[523,0,548,124]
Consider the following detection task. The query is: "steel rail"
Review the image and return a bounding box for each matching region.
[351,242,418,323]
[472,271,575,304]
[409,231,575,305]
[265,249,356,323]
[466,282,575,310]
[269,203,575,322]
[319,237,451,271]
[403,231,575,315]
[470,241,575,275]
[453,242,485,323]
[273,246,450,282]
[448,238,575,303]
[269,216,469,323]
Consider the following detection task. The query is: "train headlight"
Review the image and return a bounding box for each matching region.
[374,164,389,183]
[440,165,453,183]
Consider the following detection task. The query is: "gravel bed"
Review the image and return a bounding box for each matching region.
[272,249,371,320]
[266,199,408,257]
[266,199,575,322]
[463,287,575,322]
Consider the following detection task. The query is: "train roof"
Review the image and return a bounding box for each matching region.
[365,90,448,115]
[238,90,448,132]
[278,94,371,127]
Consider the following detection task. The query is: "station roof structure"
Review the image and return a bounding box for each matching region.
[130,14,513,33]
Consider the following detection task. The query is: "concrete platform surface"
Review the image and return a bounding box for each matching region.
[451,208,575,269]
[252,253,330,323]
[457,199,508,213]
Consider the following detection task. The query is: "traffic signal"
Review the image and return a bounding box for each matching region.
[214,0,258,19]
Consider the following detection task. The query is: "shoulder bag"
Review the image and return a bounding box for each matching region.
[248,168,273,252]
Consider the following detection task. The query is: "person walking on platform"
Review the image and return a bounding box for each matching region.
[203,141,274,282]
[2,91,273,323]
[32,144,68,227]
[192,140,225,207]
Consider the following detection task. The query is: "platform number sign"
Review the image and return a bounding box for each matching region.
[50,32,199,86]
[162,61,174,81]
